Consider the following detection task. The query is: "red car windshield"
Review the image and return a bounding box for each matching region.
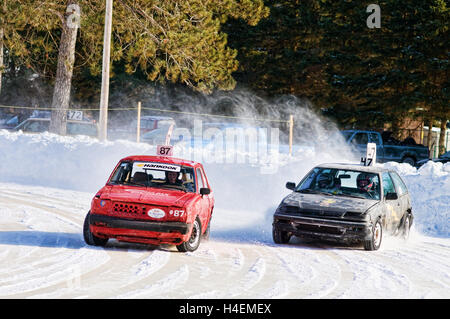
[109,161,196,193]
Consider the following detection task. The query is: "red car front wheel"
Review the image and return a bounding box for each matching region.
[83,212,108,247]
[177,217,202,252]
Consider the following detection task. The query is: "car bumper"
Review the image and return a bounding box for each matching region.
[273,213,372,243]
[89,213,192,245]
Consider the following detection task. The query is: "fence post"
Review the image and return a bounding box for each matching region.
[289,115,294,156]
[136,101,141,143]
[445,130,450,151]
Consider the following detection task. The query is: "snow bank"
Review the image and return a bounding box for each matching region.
[0,130,156,191]
[0,129,448,238]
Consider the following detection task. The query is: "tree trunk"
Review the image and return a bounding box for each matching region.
[438,119,448,156]
[49,1,79,135]
[426,118,434,156]
[0,0,5,96]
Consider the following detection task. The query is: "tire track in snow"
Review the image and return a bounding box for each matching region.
[130,249,171,280]
[334,249,413,298]
[115,265,189,299]
[1,182,449,298]
[228,257,266,297]
[0,189,110,298]
[183,242,267,299]
[0,189,88,212]
[0,247,110,297]
[0,193,84,229]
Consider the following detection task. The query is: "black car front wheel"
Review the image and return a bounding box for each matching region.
[364,218,382,251]
[272,226,291,244]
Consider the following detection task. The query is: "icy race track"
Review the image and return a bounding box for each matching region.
[0,131,449,298]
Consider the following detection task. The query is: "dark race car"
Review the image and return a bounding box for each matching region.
[272,163,413,250]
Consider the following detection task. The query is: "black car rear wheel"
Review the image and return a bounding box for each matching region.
[272,226,291,244]
[364,218,382,251]
[401,214,411,240]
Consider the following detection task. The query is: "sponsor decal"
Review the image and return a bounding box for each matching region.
[320,199,337,207]
[135,162,181,172]
[148,208,166,219]
[148,192,169,197]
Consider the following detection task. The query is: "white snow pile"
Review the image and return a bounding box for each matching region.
[0,129,449,239]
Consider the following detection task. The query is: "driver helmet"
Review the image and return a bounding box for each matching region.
[356,173,374,192]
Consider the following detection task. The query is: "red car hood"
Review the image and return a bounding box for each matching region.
[100,185,196,208]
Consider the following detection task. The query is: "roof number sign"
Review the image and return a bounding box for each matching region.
[361,143,377,166]
[157,145,174,157]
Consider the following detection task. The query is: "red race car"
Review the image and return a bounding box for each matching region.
[83,155,214,252]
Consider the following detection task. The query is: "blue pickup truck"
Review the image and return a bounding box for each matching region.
[342,130,429,166]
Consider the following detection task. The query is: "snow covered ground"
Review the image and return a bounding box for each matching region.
[0,129,449,299]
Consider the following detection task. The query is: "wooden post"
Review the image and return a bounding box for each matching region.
[98,0,113,141]
[136,101,141,143]
[289,115,294,156]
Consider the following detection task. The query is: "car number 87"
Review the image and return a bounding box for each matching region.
[169,210,185,217]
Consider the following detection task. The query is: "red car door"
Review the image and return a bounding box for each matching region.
[195,166,212,232]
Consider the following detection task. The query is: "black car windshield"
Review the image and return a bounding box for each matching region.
[109,161,196,193]
[296,167,381,200]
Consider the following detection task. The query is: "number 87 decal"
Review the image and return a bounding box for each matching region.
[169,210,185,217]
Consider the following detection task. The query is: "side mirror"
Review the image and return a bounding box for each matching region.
[200,188,211,196]
[385,192,398,200]
[286,182,296,191]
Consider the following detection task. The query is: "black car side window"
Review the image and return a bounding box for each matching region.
[382,172,395,197]
[390,172,408,196]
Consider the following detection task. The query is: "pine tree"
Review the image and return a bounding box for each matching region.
[317,0,449,132]
[224,0,449,133]
[1,0,269,135]
[224,0,328,105]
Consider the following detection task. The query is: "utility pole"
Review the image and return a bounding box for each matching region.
[98,0,113,141]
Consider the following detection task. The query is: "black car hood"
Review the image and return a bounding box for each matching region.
[280,192,379,214]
